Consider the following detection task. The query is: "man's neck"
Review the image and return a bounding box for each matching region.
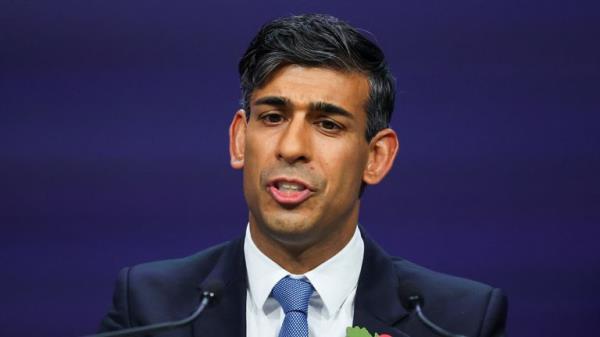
[248,219,357,274]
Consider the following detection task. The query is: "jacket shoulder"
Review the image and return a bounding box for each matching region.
[391,256,495,296]
[99,240,235,331]
[128,240,231,287]
[390,257,507,337]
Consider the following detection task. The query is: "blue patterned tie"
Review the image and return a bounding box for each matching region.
[271,276,315,337]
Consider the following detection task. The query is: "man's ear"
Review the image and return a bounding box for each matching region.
[229,109,247,169]
[363,128,399,185]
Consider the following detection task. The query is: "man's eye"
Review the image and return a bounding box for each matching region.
[318,120,342,131]
[260,113,284,124]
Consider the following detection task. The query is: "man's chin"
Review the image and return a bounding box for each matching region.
[255,214,319,244]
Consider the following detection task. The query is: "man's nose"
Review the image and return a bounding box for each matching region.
[276,117,311,164]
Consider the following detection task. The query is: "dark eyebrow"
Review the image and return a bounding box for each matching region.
[253,96,290,107]
[253,96,354,119]
[311,101,354,119]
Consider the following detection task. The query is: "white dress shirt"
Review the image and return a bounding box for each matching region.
[244,225,364,337]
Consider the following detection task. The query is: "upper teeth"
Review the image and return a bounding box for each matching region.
[277,182,304,191]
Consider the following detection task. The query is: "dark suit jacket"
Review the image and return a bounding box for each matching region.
[99,231,507,337]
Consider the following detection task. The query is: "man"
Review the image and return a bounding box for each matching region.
[99,14,507,337]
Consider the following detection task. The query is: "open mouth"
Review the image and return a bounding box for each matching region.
[276,181,306,192]
[268,178,313,205]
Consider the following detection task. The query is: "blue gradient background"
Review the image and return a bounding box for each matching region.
[1,1,599,336]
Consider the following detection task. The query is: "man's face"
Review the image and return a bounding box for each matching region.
[230,65,375,251]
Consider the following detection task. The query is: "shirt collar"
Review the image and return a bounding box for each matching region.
[244,224,364,317]
[244,225,289,312]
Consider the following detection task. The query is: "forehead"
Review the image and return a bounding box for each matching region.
[251,65,370,116]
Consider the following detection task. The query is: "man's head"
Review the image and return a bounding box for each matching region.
[238,14,396,141]
[229,14,399,270]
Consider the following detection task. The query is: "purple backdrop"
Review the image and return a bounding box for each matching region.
[2,1,599,336]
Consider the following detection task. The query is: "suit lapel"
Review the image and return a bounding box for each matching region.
[353,229,410,337]
[192,237,247,337]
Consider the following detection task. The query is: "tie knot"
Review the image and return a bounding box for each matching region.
[271,276,314,314]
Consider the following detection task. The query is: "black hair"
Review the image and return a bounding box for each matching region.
[238,14,395,141]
